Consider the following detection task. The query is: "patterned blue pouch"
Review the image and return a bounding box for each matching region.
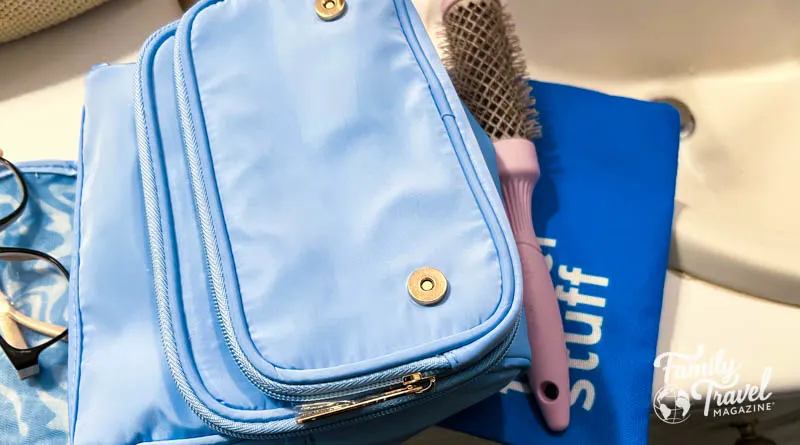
[0,161,76,445]
[441,81,681,444]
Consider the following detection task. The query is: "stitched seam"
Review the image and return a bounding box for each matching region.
[392,0,517,338]
[176,0,450,400]
[69,108,87,440]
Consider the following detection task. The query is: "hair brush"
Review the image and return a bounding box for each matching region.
[441,0,570,431]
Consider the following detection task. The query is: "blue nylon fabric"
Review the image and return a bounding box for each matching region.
[170,0,517,389]
[0,111,520,445]
[67,0,528,442]
[142,22,288,415]
[441,81,681,445]
[75,63,216,444]
[0,162,76,445]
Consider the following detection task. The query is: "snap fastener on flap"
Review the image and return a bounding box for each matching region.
[315,0,346,21]
[408,268,448,306]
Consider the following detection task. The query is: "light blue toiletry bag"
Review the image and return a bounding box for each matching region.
[69,0,529,443]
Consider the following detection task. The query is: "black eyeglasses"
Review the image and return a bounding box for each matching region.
[0,153,69,379]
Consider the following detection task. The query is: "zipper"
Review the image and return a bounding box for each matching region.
[291,314,519,431]
[287,315,520,437]
[296,373,436,424]
[292,313,519,428]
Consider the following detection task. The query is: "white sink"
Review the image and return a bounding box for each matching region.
[414,0,800,307]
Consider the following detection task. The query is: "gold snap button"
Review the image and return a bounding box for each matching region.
[408,267,448,306]
[315,0,346,21]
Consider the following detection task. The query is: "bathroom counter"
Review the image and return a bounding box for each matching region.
[0,0,798,406]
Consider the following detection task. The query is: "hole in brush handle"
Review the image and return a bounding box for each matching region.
[541,381,560,401]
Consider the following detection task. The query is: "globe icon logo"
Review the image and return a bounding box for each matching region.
[653,385,692,424]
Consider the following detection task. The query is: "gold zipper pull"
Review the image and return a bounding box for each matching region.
[296,373,436,424]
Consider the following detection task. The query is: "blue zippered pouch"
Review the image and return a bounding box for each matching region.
[69,0,529,443]
[441,82,680,444]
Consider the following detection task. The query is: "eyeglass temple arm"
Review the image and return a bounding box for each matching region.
[0,291,66,342]
[0,300,28,349]
[9,311,66,340]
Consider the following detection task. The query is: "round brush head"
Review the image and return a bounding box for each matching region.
[440,0,540,141]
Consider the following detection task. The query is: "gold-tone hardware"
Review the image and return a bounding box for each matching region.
[296,373,436,424]
[315,0,346,21]
[407,267,448,306]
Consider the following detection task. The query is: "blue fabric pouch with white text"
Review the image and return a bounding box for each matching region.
[442,81,681,445]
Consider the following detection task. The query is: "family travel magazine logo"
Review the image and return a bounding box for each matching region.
[652,345,774,424]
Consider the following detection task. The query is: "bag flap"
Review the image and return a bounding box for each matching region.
[138,0,521,403]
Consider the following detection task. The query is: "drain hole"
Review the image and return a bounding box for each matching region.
[651,97,695,139]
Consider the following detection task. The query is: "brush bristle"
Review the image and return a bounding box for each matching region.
[440,0,541,141]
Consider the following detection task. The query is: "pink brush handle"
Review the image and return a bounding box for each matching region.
[496,138,570,432]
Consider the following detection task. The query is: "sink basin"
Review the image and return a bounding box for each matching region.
[413,0,800,307]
